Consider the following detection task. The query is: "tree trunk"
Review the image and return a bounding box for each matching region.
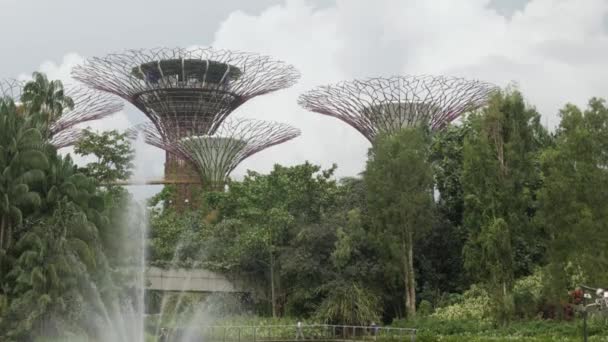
[270,251,276,318]
[0,215,6,282]
[403,233,416,318]
[6,217,12,250]
[407,239,416,317]
[0,215,6,251]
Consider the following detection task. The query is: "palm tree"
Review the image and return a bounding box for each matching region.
[1,153,112,340]
[0,98,48,252]
[41,153,107,228]
[21,72,74,135]
[4,202,108,339]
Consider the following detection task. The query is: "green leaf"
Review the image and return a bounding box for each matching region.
[0,194,8,212]
[31,267,46,291]
[15,192,41,207]
[46,185,59,203]
[9,206,22,225]
[88,195,105,211]
[60,182,77,198]
[15,232,43,251]
[10,183,28,197]
[19,169,45,184]
[68,238,96,270]
[20,128,43,144]
[18,150,48,170]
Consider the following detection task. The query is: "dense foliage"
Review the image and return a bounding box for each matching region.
[2,71,607,340]
[0,73,135,341]
[74,129,134,187]
[461,90,548,323]
[536,98,608,307]
[365,128,434,317]
[149,88,608,332]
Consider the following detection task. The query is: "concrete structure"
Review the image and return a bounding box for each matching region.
[146,267,240,293]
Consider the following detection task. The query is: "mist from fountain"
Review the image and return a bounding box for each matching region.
[82,133,148,342]
[57,132,239,342]
[104,133,218,342]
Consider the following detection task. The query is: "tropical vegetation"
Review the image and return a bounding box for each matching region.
[147,88,608,340]
[0,73,135,341]
[1,71,607,341]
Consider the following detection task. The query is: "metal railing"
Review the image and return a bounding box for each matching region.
[164,324,417,342]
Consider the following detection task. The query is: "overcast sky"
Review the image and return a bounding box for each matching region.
[2,0,607,200]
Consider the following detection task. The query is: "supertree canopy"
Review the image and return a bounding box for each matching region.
[298,75,498,142]
[0,79,23,100]
[135,118,300,190]
[0,79,123,148]
[50,85,124,138]
[72,47,300,140]
[50,127,85,149]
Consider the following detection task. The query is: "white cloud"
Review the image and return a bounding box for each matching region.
[211,0,608,180]
[29,53,85,82]
[24,0,608,196]
[213,0,369,179]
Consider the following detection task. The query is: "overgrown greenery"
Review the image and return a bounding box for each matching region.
[74,129,134,186]
[1,71,607,340]
[148,88,608,338]
[461,90,548,323]
[536,99,608,299]
[0,72,135,341]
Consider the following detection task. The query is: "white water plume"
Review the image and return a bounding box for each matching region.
[82,133,236,342]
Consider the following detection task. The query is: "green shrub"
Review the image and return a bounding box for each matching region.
[513,269,543,319]
[432,285,492,321]
[393,316,608,341]
[314,282,381,325]
[435,292,464,308]
[418,300,434,316]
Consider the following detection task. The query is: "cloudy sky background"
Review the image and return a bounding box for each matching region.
[1,0,607,200]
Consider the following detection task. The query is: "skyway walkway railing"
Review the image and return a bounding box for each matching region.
[165,324,417,342]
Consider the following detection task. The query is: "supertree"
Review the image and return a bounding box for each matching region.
[71,47,300,139]
[72,47,299,200]
[49,127,85,149]
[50,85,124,139]
[133,117,301,191]
[0,79,123,148]
[298,75,498,142]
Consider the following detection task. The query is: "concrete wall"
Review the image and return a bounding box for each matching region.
[146,267,240,293]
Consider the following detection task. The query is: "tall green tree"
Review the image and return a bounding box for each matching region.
[536,98,608,302]
[74,129,134,186]
[462,89,547,323]
[416,124,469,299]
[73,129,136,263]
[316,179,385,324]
[205,162,337,317]
[365,128,435,318]
[0,99,48,254]
[0,72,134,340]
[2,202,106,340]
[21,72,74,132]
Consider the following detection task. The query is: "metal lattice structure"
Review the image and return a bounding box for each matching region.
[72,47,300,140]
[0,79,23,99]
[134,118,300,190]
[50,85,124,137]
[298,75,498,142]
[50,127,85,149]
[0,79,123,148]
